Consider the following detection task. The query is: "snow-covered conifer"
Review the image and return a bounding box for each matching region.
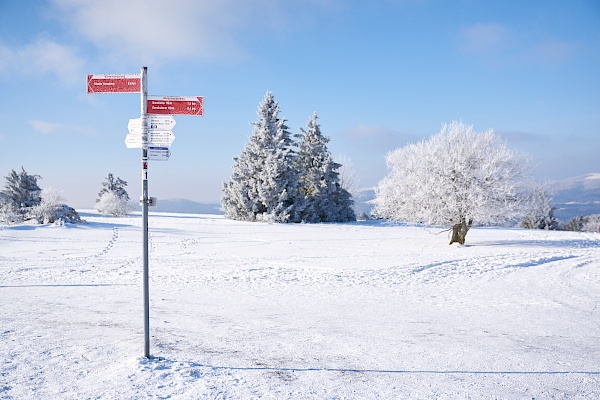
[222,92,300,222]
[0,197,22,225]
[1,167,42,210]
[97,173,129,202]
[373,121,534,244]
[294,113,355,222]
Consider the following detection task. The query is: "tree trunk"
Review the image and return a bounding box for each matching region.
[449,219,470,245]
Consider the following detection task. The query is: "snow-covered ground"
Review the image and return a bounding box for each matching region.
[1,211,599,399]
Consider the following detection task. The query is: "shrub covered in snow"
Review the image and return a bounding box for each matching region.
[31,188,83,224]
[96,191,133,217]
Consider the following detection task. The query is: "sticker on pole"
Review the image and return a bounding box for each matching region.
[87,74,141,93]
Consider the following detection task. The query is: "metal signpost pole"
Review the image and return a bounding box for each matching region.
[87,67,202,359]
[140,66,151,358]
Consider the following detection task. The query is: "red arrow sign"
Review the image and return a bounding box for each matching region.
[87,74,141,93]
[147,96,204,116]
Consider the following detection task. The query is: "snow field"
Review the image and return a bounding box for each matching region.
[1,211,599,398]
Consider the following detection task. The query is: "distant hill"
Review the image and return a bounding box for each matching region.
[551,173,600,222]
[150,198,223,214]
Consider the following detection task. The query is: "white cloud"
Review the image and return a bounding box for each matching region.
[0,36,85,84]
[460,22,576,65]
[340,124,419,154]
[461,23,512,53]
[527,40,575,63]
[30,120,94,136]
[50,0,321,64]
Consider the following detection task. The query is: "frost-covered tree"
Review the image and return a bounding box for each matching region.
[582,214,600,232]
[32,188,82,224]
[565,214,600,232]
[337,155,361,201]
[373,121,534,245]
[0,197,22,225]
[96,191,133,217]
[97,173,129,202]
[96,173,132,216]
[222,92,301,222]
[520,184,559,230]
[1,167,42,210]
[294,113,355,222]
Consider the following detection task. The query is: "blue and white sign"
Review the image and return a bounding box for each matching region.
[148,146,171,161]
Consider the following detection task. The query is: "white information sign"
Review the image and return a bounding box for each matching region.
[125,133,143,148]
[128,115,176,134]
[148,146,171,161]
[149,131,175,146]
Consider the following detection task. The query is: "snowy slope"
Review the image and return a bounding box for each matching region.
[1,211,599,399]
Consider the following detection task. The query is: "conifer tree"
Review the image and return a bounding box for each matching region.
[1,167,42,210]
[295,113,355,222]
[222,92,301,222]
[96,173,132,217]
[97,173,129,202]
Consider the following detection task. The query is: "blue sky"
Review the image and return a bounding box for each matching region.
[0,0,598,208]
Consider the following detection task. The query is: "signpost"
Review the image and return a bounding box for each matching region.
[125,132,175,148]
[87,66,203,359]
[87,74,141,93]
[147,96,204,116]
[148,131,175,146]
[125,134,143,149]
[148,146,171,161]
[128,115,176,134]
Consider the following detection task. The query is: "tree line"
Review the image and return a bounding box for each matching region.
[2,95,596,243]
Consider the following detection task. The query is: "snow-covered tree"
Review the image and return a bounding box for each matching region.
[0,197,22,225]
[520,184,559,230]
[32,188,82,224]
[222,92,301,222]
[96,173,132,216]
[294,113,355,222]
[97,173,129,202]
[373,121,534,245]
[337,155,361,201]
[565,214,600,232]
[96,191,132,217]
[1,167,42,210]
[582,214,600,232]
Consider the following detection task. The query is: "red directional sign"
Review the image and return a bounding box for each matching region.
[147,96,204,116]
[87,74,141,93]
